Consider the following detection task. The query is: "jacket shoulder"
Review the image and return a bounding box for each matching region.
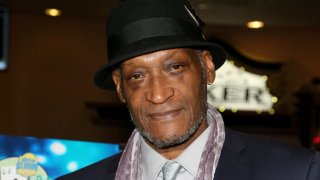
[222,128,320,180]
[232,128,316,158]
[56,153,122,180]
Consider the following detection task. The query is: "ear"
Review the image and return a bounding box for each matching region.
[201,50,216,84]
[112,69,126,103]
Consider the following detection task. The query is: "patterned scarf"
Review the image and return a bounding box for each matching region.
[115,104,225,180]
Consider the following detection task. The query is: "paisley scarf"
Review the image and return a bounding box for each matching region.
[115,104,225,180]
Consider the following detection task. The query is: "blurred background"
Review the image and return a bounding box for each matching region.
[0,0,319,162]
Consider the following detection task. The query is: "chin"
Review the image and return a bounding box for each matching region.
[129,106,206,149]
[141,120,203,149]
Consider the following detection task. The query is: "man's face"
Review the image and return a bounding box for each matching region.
[112,48,215,149]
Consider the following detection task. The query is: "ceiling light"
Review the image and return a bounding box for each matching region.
[45,8,62,17]
[247,21,264,29]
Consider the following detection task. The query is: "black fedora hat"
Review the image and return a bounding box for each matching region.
[94,0,226,90]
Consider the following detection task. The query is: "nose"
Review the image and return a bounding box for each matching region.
[145,77,174,104]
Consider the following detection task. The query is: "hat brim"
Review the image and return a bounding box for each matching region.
[94,36,226,90]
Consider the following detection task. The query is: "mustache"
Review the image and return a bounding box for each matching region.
[141,103,184,114]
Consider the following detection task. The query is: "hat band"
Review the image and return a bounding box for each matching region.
[107,17,203,56]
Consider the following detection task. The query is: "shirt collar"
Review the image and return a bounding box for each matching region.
[140,117,212,179]
[174,120,211,177]
[140,136,167,180]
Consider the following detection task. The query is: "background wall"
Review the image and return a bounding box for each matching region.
[0,12,319,144]
[206,26,320,115]
[0,13,128,143]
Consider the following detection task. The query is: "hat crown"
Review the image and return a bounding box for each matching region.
[107,0,204,39]
[94,0,226,90]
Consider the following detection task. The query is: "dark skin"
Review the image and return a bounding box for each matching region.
[112,48,215,159]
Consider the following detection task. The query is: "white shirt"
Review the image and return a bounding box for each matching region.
[140,121,211,180]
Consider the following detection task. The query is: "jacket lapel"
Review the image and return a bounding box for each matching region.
[214,128,250,180]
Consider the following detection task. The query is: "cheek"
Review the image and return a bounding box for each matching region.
[125,92,147,126]
[176,70,204,96]
[176,78,205,118]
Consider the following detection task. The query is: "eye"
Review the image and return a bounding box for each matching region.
[171,64,181,70]
[170,63,184,72]
[129,72,143,80]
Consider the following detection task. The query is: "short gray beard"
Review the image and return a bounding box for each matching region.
[128,103,207,149]
[121,51,209,149]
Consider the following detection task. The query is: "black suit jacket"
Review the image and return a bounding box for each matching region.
[57,128,320,180]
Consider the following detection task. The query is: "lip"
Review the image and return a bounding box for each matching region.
[148,109,182,121]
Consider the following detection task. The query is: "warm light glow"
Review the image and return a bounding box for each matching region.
[262,75,268,81]
[219,106,225,112]
[247,21,264,29]
[229,60,234,65]
[271,96,278,103]
[269,108,275,115]
[45,8,62,17]
[256,109,262,114]
[198,3,209,10]
[313,136,320,144]
[207,61,275,112]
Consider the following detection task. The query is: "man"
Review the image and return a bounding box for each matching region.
[58,0,320,179]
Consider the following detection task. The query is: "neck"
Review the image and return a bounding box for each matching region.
[146,119,208,160]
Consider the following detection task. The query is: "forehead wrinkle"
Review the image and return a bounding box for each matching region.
[121,48,184,67]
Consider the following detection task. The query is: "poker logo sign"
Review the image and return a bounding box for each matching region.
[208,61,275,112]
